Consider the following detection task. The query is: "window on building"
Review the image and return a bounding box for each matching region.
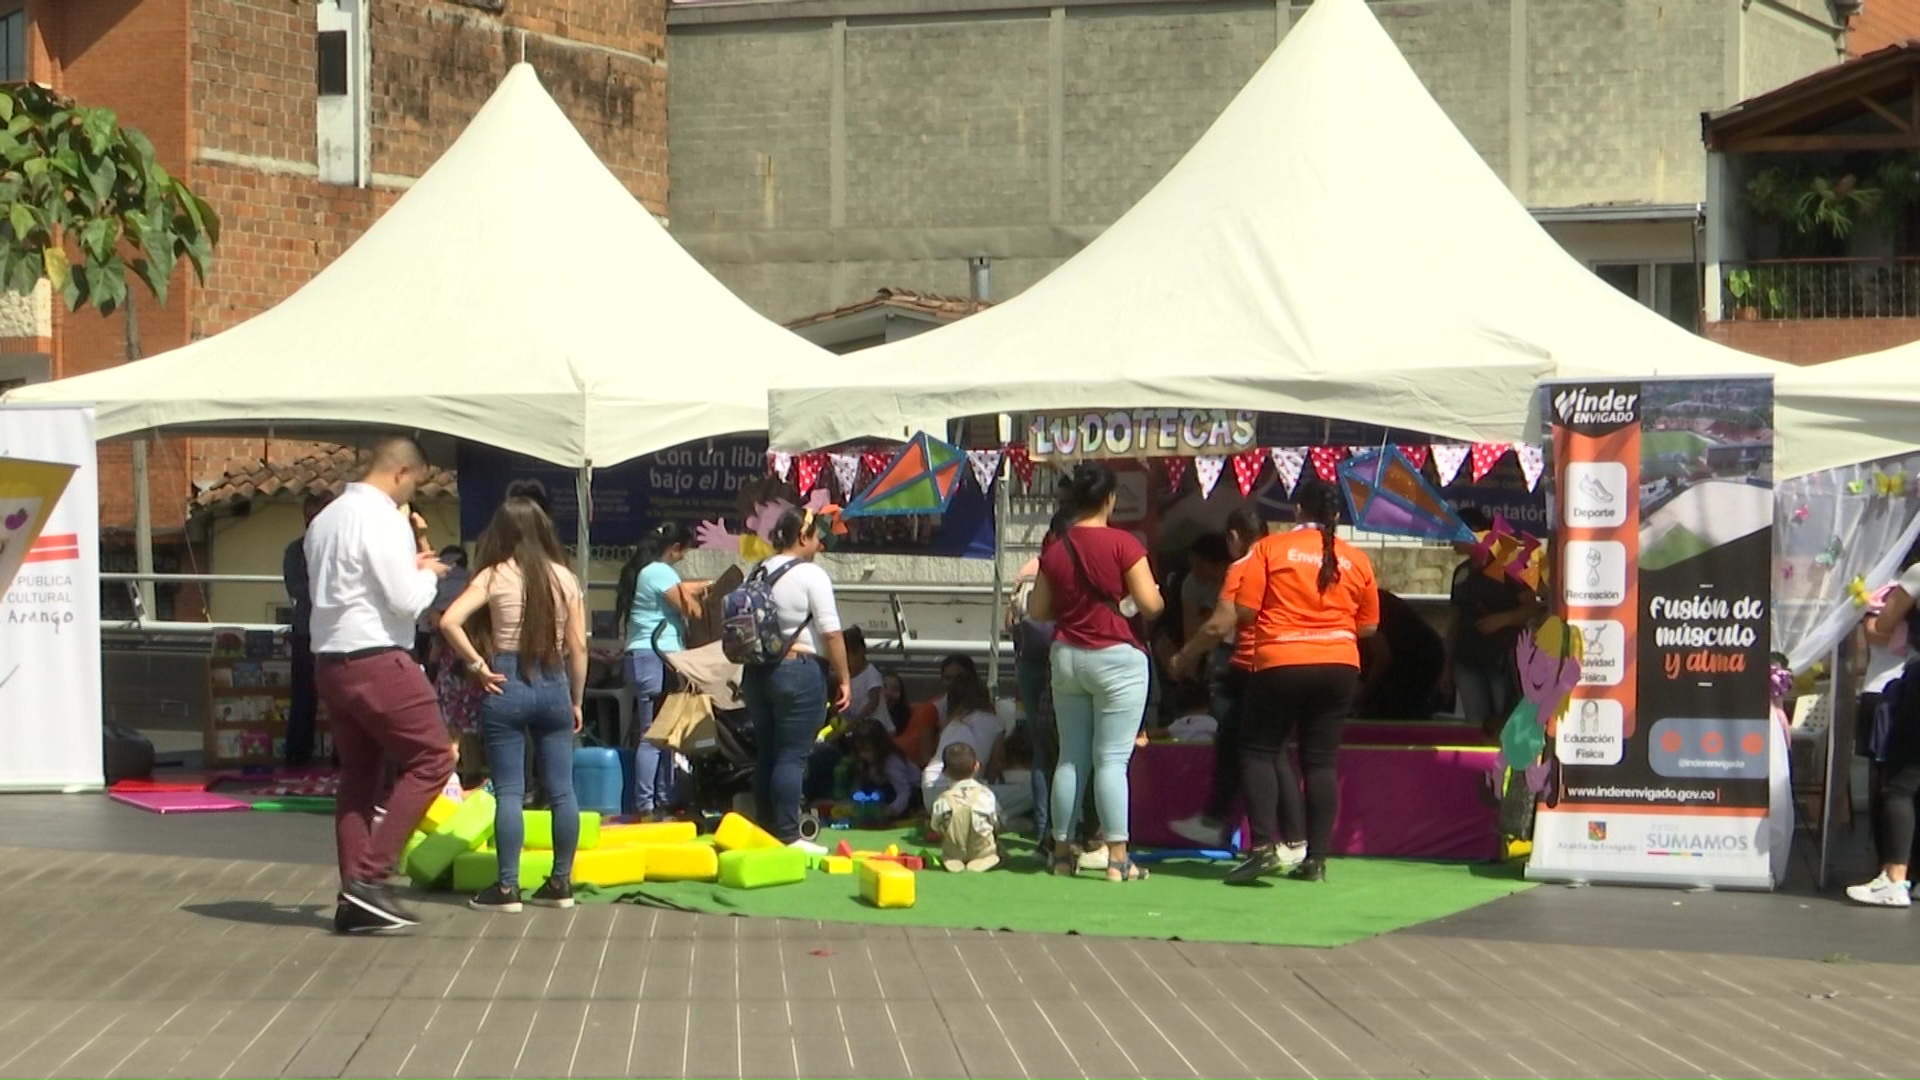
[0,377,24,394]
[1594,261,1702,334]
[0,8,26,83]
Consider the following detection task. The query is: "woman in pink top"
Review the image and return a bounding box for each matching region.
[440,496,588,914]
[1029,462,1165,881]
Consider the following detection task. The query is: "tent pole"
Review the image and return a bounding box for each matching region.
[124,293,156,619]
[987,414,1011,694]
[575,464,592,596]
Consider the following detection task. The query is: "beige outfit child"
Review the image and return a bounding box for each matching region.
[930,778,1000,872]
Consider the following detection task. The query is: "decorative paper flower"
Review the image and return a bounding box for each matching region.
[1769,663,1794,703]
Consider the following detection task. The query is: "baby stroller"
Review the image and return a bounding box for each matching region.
[658,640,758,817]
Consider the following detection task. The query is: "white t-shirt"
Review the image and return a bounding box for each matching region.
[1167,713,1220,743]
[1869,564,1920,692]
[760,555,842,655]
[922,710,1002,790]
[845,663,885,723]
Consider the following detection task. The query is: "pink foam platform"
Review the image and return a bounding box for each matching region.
[109,791,254,814]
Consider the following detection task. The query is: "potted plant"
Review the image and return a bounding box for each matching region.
[1726,269,1760,320]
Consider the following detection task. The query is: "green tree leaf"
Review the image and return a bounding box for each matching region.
[42,246,70,292]
[8,202,34,243]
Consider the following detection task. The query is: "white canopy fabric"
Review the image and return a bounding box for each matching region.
[767,0,1890,480]
[4,64,827,468]
[1775,349,1920,477]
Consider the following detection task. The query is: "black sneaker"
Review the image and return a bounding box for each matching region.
[1290,858,1327,883]
[1223,845,1285,886]
[333,895,406,935]
[469,883,523,913]
[342,878,419,926]
[529,877,575,909]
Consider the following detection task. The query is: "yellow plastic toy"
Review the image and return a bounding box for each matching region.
[821,855,854,875]
[599,821,698,847]
[638,842,720,882]
[859,858,915,908]
[713,812,782,851]
[421,795,461,834]
[573,847,649,888]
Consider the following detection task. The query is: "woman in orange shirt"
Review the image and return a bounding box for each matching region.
[1225,480,1378,885]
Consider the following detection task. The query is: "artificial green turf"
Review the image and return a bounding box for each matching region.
[581,827,1532,949]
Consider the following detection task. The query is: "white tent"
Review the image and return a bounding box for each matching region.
[4,64,829,469]
[1776,348,1920,477]
[767,0,1888,480]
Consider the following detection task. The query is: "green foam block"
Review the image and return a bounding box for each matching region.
[452,848,555,893]
[439,790,497,846]
[406,833,471,890]
[250,796,334,814]
[523,810,600,851]
[717,846,809,890]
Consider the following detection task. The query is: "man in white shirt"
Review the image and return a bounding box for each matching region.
[306,436,450,934]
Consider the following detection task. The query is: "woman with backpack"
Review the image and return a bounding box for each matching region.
[1028,462,1165,882]
[730,506,852,848]
[1849,550,1920,907]
[615,522,708,819]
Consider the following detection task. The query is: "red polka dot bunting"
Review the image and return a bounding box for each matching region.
[1163,456,1190,495]
[1398,444,1430,471]
[1308,446,1346,482]
[1231,449,1265,496]
[1469,443,1510,483]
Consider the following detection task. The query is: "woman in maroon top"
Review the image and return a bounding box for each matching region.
[1029,462,1165,881]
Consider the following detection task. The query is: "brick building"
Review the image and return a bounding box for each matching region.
[0,0,667,615]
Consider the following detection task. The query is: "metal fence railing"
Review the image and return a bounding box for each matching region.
[1722,257,1920,321]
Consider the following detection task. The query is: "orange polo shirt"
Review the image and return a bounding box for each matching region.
[1233,528,1380,671]
[1218,558,1258,671]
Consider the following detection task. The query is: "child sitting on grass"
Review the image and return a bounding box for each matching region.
[930,742,1000,872]
[850,719,920,819]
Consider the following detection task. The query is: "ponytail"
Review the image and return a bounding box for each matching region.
[1296,479,1344,593]
[617,521,693,630]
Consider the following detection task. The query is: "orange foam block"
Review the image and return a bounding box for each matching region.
[713,812,782,852]
[638,842,719,882]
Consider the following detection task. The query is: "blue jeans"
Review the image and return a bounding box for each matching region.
[1016,652,1053,839]
[742,657,827,843]
[1049,643,1149,844]
[482,654,579,890]
[626,650,674,813]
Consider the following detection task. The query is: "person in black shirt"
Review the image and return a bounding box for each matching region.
[1448,509,1542,737]
[1359,589,1447,720]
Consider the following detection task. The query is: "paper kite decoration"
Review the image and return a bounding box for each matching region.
[842,432,966,518]
[1336,447,1475,544]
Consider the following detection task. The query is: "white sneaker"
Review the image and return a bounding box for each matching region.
[1276,842,1308,870]
[787,839,828,856]
[1845,873,1912,908]
[1169,814,1224,847]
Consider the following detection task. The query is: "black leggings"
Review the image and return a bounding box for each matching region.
[1239,665,1357,857]
[1880,761,1920,869]
[1203,659,1248,821]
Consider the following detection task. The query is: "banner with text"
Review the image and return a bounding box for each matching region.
[0,406,104,792]
[1529,377,1775,889]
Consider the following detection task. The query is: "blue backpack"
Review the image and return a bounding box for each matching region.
[721,560,812,666]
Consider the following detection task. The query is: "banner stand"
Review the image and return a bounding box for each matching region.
[0,405,104,792]
[1528,377,1776,890]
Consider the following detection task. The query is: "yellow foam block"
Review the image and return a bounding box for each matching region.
[599,821,698,847]
[718,847,808,890]
[849,850,879,861]
[859,858,915,909]
[573,847,648,888]
[713,812,782,852]
[421,795,461,834]
[821,855,853,875]
[638,842,720,882]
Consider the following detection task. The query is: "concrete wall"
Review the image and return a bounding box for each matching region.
[202,501,461,626]
[668,0,1845,322]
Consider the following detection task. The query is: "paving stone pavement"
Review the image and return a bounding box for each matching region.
[3,837,1920,1080]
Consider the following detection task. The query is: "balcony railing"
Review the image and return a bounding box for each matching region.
[1721,257,1920,321]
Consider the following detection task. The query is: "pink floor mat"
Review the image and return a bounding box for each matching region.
[109,791,254,814]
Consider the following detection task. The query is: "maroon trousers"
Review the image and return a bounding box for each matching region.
[315,648,450,884]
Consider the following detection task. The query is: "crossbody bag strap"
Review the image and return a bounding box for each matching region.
[763,559,815,662]
[1062,532,1123,617]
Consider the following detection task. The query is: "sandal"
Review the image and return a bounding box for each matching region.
[1050,844,1080,877]
[1106,857,1149,882]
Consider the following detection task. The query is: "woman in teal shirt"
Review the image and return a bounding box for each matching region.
[615,522,706,817]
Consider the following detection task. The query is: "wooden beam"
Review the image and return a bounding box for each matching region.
[1860,95,1911,132]
[1723,132,1920,152]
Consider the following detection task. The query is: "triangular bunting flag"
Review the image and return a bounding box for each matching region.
[795,452,827,494]
[766,451,793,481]
[1005,445,1036,487]
[829,453,861,496]
[1231,449,1265,497]
[860,449,890,480]
[1309,446,1346,483]
[1514,443,1545,492]
[1470,443,1510,483]
[966,449,1003,493]
[1162,456,1190,495]
[1194,456,1225,498]
[1398,444,1430,471]
[1432,444,1470,486]
[1269,448,1306,496]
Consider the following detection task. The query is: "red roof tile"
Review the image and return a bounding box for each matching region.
[783,287,991,330]
[194,444,457,511]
